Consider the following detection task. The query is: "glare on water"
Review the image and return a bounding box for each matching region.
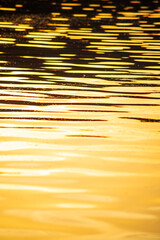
[0,0,160,239]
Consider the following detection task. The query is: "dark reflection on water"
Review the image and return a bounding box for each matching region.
[0,99,159,106]
[0,0,160,240]
[0,117,107,121]
[121,117,160,122]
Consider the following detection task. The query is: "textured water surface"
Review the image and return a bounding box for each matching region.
[0,0,160,239]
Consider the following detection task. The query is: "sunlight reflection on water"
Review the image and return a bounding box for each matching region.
[0,0,160,239]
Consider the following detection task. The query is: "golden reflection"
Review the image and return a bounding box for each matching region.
[0,22,13,25]
[28,41,66,45]
[51,12,60,16]
[2,71,53,76]
[0,7,16,11]
[15,4,23,8]
[0,41,15,44]
[1,166,159,177]
[51,17,69,21]
[0,67,30,70]
[24,18,32,21]
[57,203,95,209]
[0,2,160,239]
[61,3,81,6]
[82,8,94,11]
[0,37,15,41]
[0,24,33,30]
[0,184,85,193]
[60,54,76,56]
[25,35,55,38]
[0,155,65,162]
[61,7,72,10]
[16,43,65,49]
[73,14,87,17]
[15,28,26,31]
[0,60,7,63]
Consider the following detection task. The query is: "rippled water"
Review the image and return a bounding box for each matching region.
[0,0,160,239]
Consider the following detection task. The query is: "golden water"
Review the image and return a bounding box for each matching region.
[0,0,160,239]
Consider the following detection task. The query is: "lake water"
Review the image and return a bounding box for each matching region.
[0,0,160,239]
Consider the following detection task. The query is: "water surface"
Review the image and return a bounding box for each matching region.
[0,0,160,239]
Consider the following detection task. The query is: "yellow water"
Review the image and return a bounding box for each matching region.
[0,0,160,239]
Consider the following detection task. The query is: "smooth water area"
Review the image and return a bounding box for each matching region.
[0,0,160,239]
